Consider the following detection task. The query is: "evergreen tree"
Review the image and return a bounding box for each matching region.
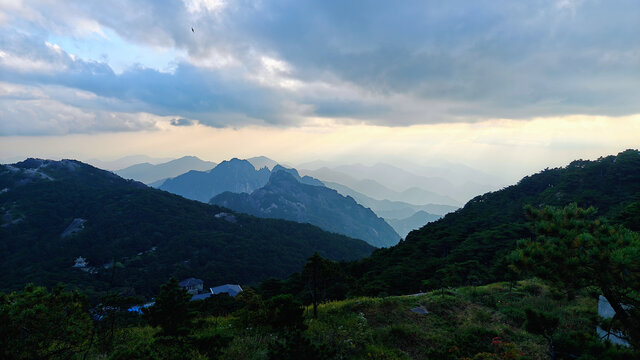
[525,309,559,359]
[145,278,193,337]
[510,204,640,347]
[0,284,93,359]
[303,253,329,318]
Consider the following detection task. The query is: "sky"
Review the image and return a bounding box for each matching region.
[1,0,639,182]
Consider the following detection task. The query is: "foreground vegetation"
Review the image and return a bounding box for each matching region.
[4,201,638,359]
[2,279,636,359]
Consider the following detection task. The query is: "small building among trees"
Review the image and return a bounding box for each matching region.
[73,256,88,268]
[210,284,243,297]
[179,278,204,295]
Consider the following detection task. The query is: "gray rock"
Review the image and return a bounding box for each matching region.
[597,326,630,347]
[410,307,429,315]
[61,218,87,238]
[598,295,631,319]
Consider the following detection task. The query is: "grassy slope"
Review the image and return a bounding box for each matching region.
[106,280,634,360]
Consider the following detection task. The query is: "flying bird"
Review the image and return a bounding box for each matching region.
[191,27,194,33]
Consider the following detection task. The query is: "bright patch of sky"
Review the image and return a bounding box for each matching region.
[47,28,185,74]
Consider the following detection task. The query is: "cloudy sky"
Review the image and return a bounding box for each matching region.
[1,0,639,181]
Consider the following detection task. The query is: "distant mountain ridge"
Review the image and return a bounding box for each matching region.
[211,170,401,247]
[321,181,457,216]
[0,158,374,298]
[271,165,325,187]
[85,155,174,171]
[295,160,504,203]
[246,156,279,170]
[386,210,441,238]
[300,167,461,206]
[332,163,498,203]
[159,158,271,202]
[115,156,217,184]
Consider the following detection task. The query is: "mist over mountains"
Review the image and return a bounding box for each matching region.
[116,156,217,184]
[106,156,472,239]
[299,167,461,206]
[211,170,401,247]
[84,155,175,171]
[298,161,504,205]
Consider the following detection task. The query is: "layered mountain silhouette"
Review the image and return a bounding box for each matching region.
[386,210,442,239]
[85,155,174,171]
[211,170,401,247]
[323,180,457,218]
[246,156,279,171]
[297,161,503,204]
[300,167,461,206]
[270,164,325,187]
[0,159,374,297]
[331,163,500,204]
[159,158,271,202]
[115,156,217,184]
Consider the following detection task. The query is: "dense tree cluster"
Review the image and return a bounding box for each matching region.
[511,204,640,348]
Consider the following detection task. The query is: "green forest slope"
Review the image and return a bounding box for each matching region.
[348,149,640,295]
[0,159,374,298]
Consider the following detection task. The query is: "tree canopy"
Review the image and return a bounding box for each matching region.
[510,203,640,347]
[0,284,93,359]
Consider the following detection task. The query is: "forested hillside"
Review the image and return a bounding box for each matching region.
[347,149,640,295]
[0,159,374,299]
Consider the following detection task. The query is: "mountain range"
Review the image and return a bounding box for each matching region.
[299,167,462,206]
[84,155,175,171]
[297,161,504,204]
[322,180,457,218]
[332,163,493,203]
[246,156,280,171]
[115,156,217,184]
[118,156,455,238]
[385,210,442,239]
[3,150,639,304]
[0,159,374,298]
[158,158,271,202]
[211,169,401,247]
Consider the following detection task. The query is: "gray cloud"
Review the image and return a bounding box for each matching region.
[1,0,639,135]
[170,118,195,126]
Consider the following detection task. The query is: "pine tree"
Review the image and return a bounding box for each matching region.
[303,253,329,318]
[510,203,640,347]
[145,278,193,337]
[0,284,93,359]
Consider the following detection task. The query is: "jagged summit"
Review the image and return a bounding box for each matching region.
[211,169,401,247]
[159,158,270,202]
